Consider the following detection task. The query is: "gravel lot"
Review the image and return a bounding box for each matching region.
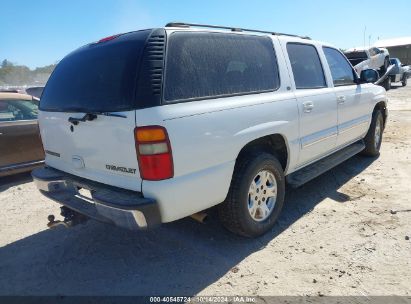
[0,84,410,296]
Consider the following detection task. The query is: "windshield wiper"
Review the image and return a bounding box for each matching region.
[68,112,127,125]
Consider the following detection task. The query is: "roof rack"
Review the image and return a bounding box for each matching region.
[165,22,311,40]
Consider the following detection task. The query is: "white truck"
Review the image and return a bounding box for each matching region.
[32,22,388,237]
[344,46,390,75]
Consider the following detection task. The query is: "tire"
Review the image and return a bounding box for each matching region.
[402,75,407,87]
[384,77,391,91]
[361,110,384,157]
[382,57,389,73]
[218,151,285,238]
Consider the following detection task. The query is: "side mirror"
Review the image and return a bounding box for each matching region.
[360,69,379,83]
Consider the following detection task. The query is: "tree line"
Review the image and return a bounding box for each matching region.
[0,59,57,87]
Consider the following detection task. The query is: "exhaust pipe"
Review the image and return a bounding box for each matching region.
[190,212,208,223]
[47,215,73,229]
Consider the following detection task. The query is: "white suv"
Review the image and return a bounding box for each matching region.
[33,22,387,237]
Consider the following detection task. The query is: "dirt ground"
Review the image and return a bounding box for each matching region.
[0,84,410,296]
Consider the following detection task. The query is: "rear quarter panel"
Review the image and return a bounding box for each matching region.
[136,36,300,222]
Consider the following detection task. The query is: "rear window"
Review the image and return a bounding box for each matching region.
[287,43,326,89]
[345,51,367,59]
[40,30,151,112]
[164,32,279,103]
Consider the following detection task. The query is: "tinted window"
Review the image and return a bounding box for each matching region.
[345,51,367,59]
[287,43,326,89]
[323,47,356,86]
[0,100,38,122]
[40,30,151,112]
[164,32,279,102]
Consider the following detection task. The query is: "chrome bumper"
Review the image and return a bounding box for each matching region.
[32,167,161,230]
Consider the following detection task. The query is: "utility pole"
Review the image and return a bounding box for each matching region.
[363,26,366,47]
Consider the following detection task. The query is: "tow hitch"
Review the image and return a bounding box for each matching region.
[47,206,89,229]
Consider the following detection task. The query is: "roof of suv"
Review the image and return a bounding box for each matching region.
[163,22,313,40]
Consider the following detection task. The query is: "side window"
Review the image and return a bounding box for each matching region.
[0,100,38,122]
[286,43,326,89]
[164,32,280,102]
[369,48,376,56]
[323,47,356,86]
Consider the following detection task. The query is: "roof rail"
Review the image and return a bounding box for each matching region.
[165,22,311,40]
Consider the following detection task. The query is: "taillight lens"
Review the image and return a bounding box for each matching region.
[135,126,174,180]
[98,34,121,43]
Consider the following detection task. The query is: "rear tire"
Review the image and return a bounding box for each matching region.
[361,110,384,157]
[218,152,285,238]
[402,75,407,87]
[382,57,389,73]
[383,77,391,91]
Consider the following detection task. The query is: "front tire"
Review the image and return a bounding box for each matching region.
[218,152,285,238]
[361,110,384,157]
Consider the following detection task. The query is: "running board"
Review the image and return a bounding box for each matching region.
[286,141,365,188]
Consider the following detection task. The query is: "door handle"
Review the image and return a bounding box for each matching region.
[302,101,314,113]
[337,95,346,104]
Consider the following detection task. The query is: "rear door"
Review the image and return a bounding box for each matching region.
[39,30,154,191]
[0,99,43,168]
[282,41,338,166]
[322,47,371,147]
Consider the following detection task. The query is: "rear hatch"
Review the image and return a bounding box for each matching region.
[39,30,155,191]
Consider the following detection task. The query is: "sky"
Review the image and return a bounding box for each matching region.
[1,0,410,69]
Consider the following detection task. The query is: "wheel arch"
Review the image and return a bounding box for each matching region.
[235,134,289,173]
[374,101,388,128]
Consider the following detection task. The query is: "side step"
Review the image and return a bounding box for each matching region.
[286,141,365,188]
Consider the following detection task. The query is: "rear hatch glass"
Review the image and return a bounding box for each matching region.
[40,30,151,112]
[39,30,152,191]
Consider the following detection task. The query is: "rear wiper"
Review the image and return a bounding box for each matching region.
[68,113,97,125]
[92,112,127,118]
[68,112,127,125]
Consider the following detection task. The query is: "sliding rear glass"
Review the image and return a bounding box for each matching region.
[40,30,151,112]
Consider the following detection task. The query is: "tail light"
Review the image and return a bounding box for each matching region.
[134,126,174,180]
[98,34,121,43]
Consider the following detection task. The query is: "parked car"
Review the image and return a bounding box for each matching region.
[25,86,44,99]
[344,47,390,75]
[388,58,410,86]
[0,92,44,177]
[32,23,387,237]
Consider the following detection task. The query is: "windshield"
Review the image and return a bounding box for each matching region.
[40,30,151,112]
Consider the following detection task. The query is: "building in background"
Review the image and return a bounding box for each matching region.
[375,37,411,65]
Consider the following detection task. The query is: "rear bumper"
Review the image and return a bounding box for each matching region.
[32,167,161,230]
